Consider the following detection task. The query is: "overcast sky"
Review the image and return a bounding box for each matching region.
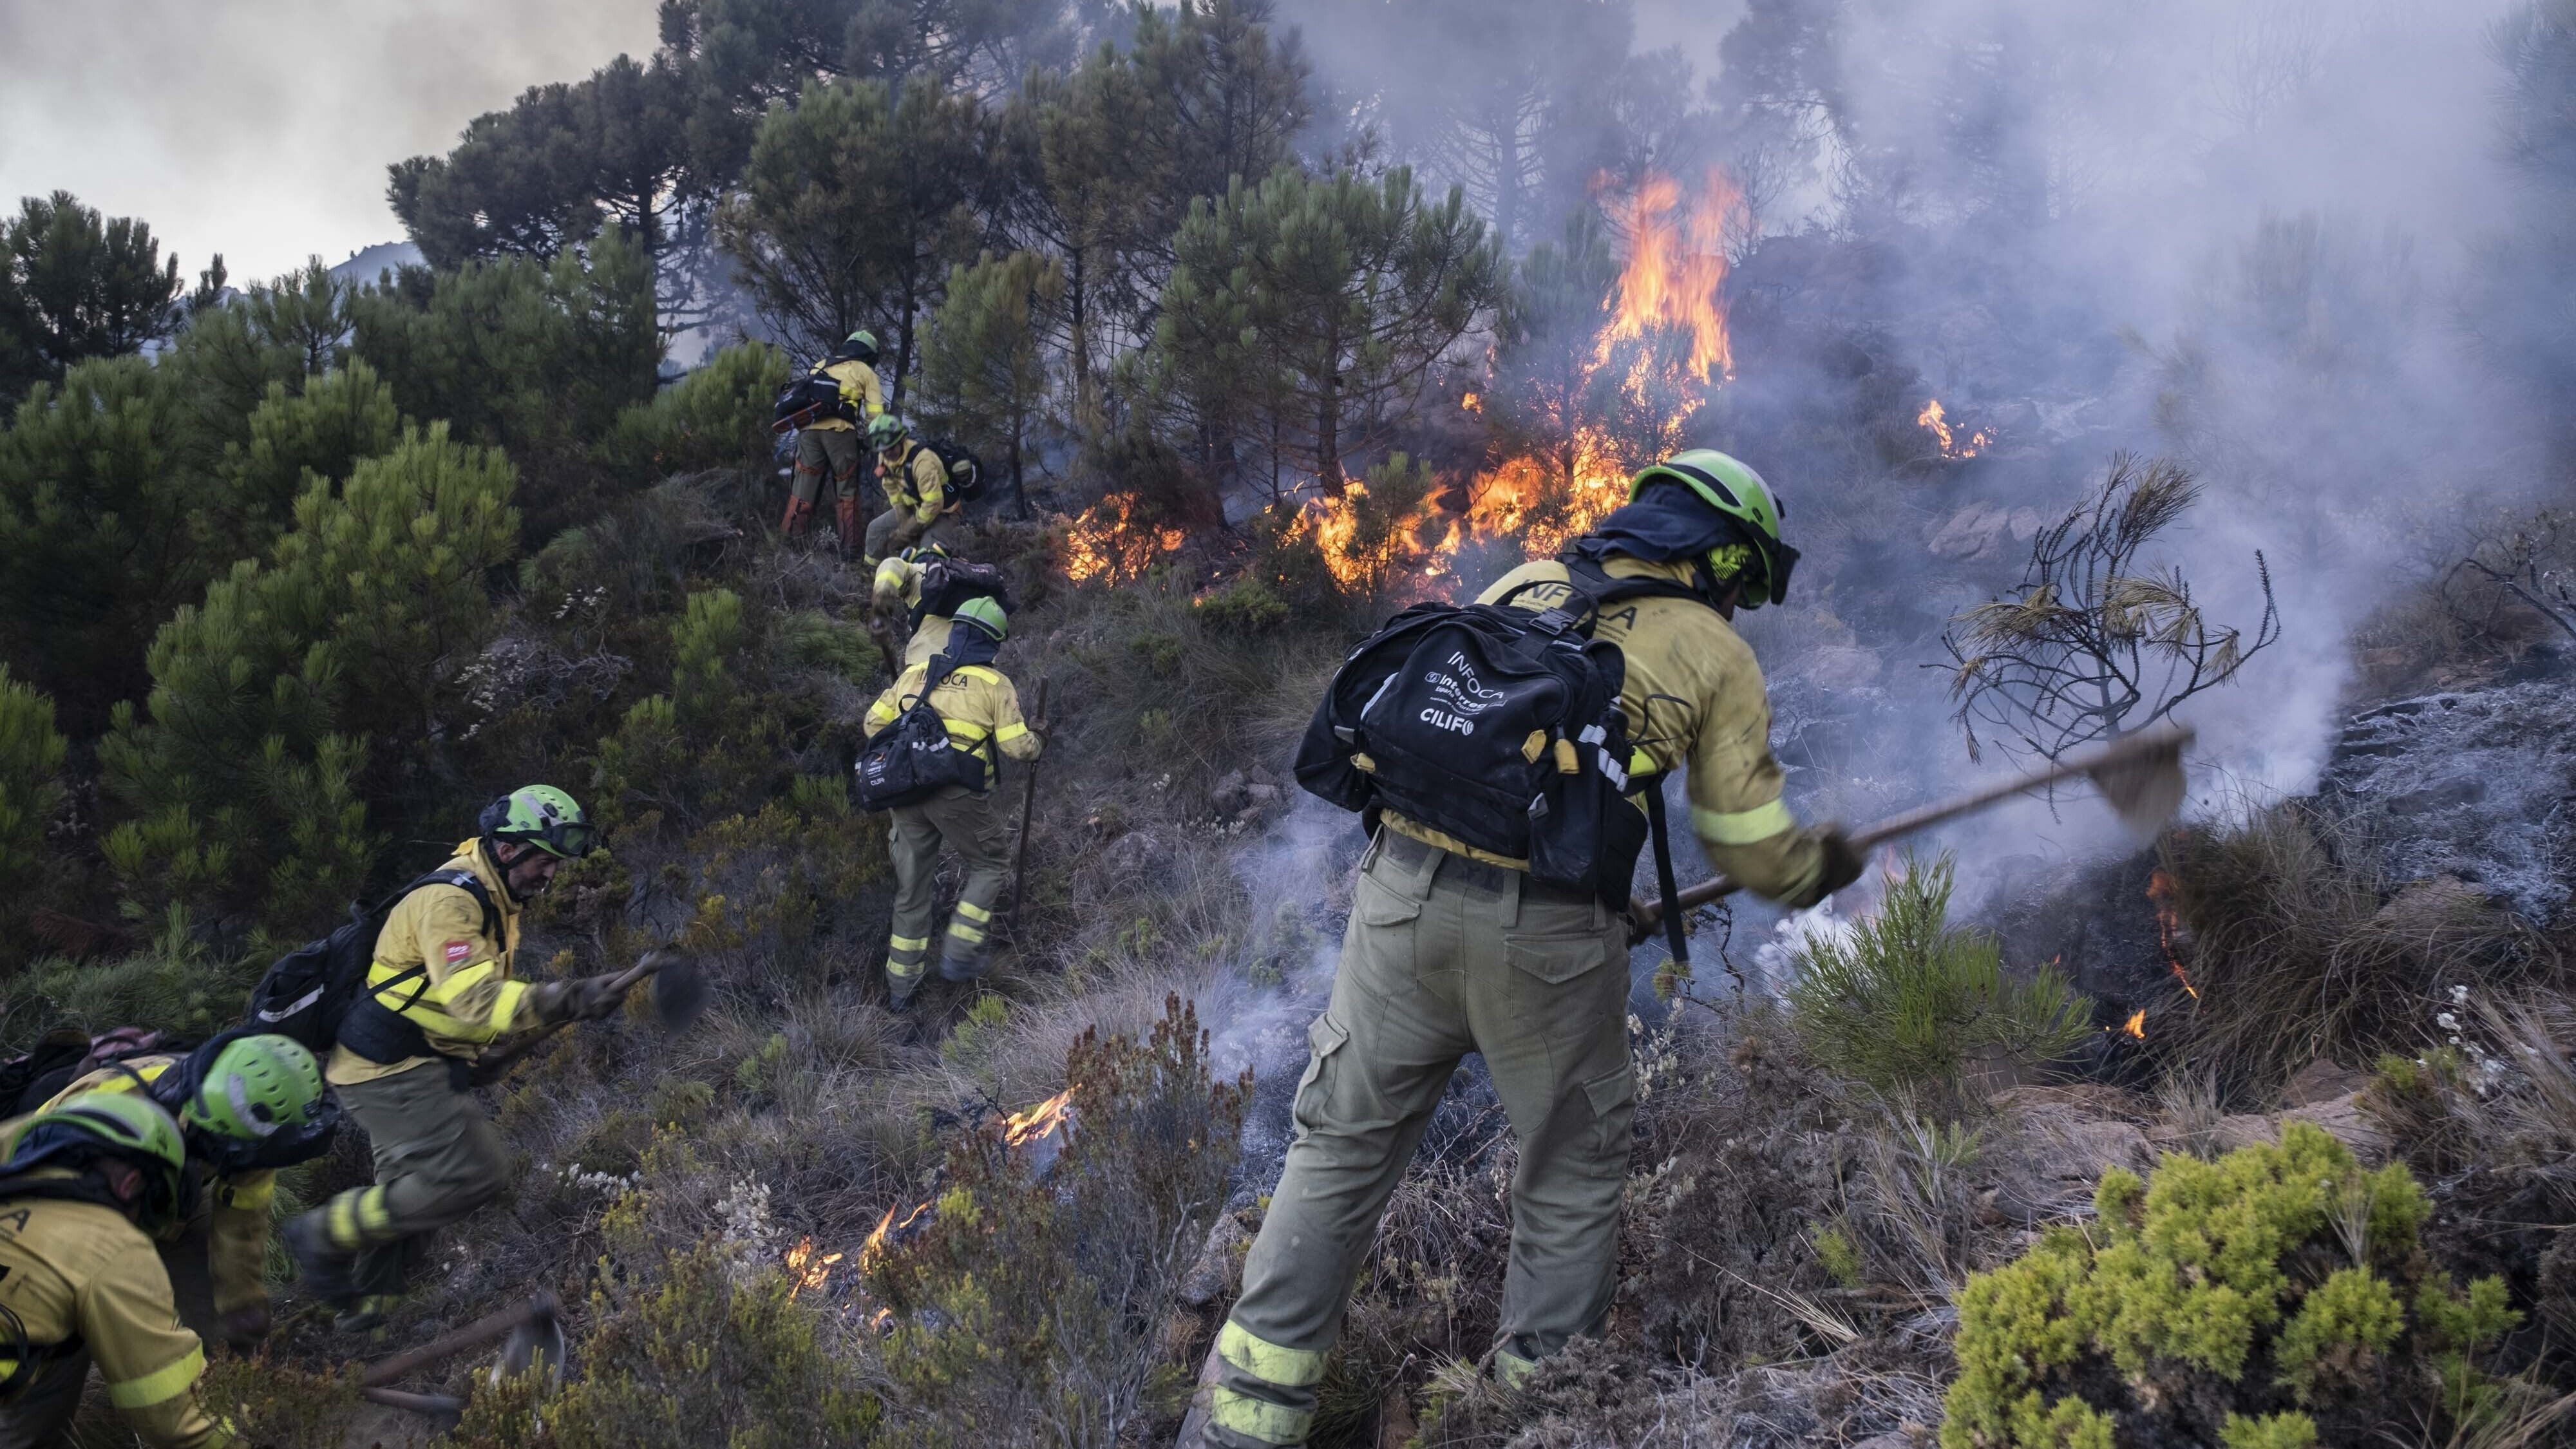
[0,0,661,283]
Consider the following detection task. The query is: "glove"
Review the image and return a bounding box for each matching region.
[217,1304,272,1348]
[530,972,631,1025]
[1814,826,1868,899]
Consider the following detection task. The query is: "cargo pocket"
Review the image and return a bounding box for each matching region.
[1346,873,1423,995]
[1581,1062,1638,1160]
[1290,1014,1351,1135]
[1502,929,1610,985]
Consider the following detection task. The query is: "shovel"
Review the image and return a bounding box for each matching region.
[356,1291,563,1416]
[1630,723,2193,937]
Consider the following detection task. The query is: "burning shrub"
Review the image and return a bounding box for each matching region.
[1785,852,2092,1103]
[2157,799,2553,1092]
[1942,1122,2519,1449]
[862,995,1250,1436]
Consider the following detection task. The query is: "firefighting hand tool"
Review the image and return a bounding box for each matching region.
[1631,724,2194,936]
[1005,679,1048,941]
[356,1291,562,1416]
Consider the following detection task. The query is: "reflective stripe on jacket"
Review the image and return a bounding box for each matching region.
[0,1193,233,1446]
[327,839,524,1087]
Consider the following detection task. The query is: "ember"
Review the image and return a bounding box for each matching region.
[1061,491,1185,583]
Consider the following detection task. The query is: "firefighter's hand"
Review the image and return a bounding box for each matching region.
[529,973,630,1025]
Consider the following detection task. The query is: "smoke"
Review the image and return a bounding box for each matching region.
[0,0,660,281]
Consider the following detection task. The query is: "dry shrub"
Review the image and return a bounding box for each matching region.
[197,1352,363,1447]
[2161,798,2553,1092]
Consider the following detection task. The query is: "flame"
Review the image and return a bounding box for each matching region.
[2146,869,2201,1001]
[1596,171,1739,384]
[1003,1088,1075,1148]
[857,1090,1078,1276]
[1461,392,1482,414]
[2121,1009,2147,1039]
[1917,399,1993,460]
[1061,493,1184,583]
[784,1235,844,1299]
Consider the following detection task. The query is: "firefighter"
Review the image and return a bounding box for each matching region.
[783,330,888,545]
[862,413,961,565]
[869,545,960,670]
[1203,450,1866,1446]
[0,1092,236,1448]
[284,786,638,1331]
[861,597,1041,1007]
[16,1033,334,1350]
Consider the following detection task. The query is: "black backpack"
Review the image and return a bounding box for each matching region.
[913,554,1015,627]
[922,439,985,499]
[243,869,499,1056]
[1295,558,1706,908]
[771,371,855,434]
[854,649,998,810]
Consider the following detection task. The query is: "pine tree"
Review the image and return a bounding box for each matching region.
[0,193,185,405]
[0,665,66,914]
[922,251,1064,516]
[1153,166,1502,494]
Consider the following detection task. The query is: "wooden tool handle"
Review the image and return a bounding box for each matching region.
[361,1292,558,1388]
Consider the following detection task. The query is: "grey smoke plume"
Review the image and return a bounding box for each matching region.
[0,0,661,281]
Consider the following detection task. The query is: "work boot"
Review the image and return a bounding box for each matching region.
[835,497,862,553]
[335,1294,401,1335]
[781,496,815,538]
[283,1213,356,1309]
[936,953,985,984]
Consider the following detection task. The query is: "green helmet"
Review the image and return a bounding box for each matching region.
[840,330,880,364]
[1627,448,1801,609]
[6,1092,187,1229]
[952,594,1009,642]
[478,784,597,860]
[866,413,908,450]
[182,1035,323,1142]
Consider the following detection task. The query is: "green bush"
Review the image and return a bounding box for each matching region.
[601,340,791,478]
[1191,573,1291,633]
[1786,852,2090,1099]
[99,423,518,932]
[0,665,64,906]
[0,910,258,1047]
[1942,1122,2519,1449]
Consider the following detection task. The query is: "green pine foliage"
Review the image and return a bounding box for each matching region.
[0,192,184,406]
[921,249,1063,515]
[0,665,64,910]
[1786,852,2092,1099]
[100,424,520,933]
[1942,1123,2518,1449]
[601,339,790,478]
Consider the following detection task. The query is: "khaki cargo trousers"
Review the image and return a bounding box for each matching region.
[1209,830,1635,1446]
[791,426,862,505]
[886,782,1010,999]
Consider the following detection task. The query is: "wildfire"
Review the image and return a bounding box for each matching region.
[1595,171,1741,384]
[784,1235,844,1300]
[1917,399,1993,460]
[856,1089,1079,1276]
[2121,1009,2147,1039]
[1060,492,1185,583]
[2145,869,2201,1002]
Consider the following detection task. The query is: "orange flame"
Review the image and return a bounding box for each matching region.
[1596,171,1739,384]
[857,1090,1078,1276]
[2146,869,2200,1001]
[1003,1088,1075,1148]
[1061,493,1184,583]
[784,1235,844,1299]
[1917,399,1993,460]
[2121,1009,2147,1039]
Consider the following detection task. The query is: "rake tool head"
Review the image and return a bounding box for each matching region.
[491,1293,567,1388]
[648,954,710,1032]
[2086,724,2193,840]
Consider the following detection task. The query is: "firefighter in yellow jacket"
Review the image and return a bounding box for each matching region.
[17,1033,333,1350]
[869,546,960,670]
[284,786,637,1330]
[784,330,889,547]
[1202,451,1864,1447]
[0,1092,236,1448]
[862,414,961,565]
[861,597,1041,1006]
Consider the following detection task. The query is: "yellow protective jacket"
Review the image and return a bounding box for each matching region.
[864,658,1041,790]
[869,554,956,668]
[0,1188,233,1447]
[803,357,886,432]
[876,440,953,526]
[328,839,546,1088]
[21,1058,269,1319]
[1381,554,1831,907]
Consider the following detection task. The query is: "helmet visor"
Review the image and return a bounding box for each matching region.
[527,819,598,859]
